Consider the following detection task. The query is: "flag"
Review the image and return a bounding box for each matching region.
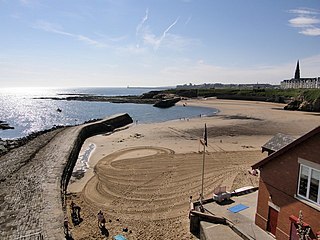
[200,124,208,146]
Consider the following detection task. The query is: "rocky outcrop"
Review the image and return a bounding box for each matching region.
[153,97,181,108]
[0,125,66,157]
[0,121,14,130]
[284,95,320,112]
[35,91,184,107]
[35,95,157,104]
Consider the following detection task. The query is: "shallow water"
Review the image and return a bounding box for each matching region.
[0,87,218,139]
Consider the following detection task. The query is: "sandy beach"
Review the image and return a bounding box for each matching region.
[66,98,320,239]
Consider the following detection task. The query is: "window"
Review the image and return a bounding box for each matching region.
[298,164,320,205]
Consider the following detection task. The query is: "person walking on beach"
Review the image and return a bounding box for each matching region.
[64,217,69,236]
[97,210,106,228]
[70,201,82,225]
[70,201,75,214]
[71,201,81,218]
[74,204,81,219]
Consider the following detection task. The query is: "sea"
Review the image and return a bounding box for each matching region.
[0,87,218,139]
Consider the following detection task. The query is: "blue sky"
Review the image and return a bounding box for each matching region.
[0,0,319,88]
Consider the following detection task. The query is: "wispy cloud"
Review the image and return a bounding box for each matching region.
[288,7,320,36]
[288,8,319,15]
[162,17,179,40]
[136,8,149,36]
[299,28,320,36]
[133,10,198,53]
[34,21,72,36]
[289,17,320,27]
[185,16,192,26]
[143,17,179,50]
[33,20,106,47]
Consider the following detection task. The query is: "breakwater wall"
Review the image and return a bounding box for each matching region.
[60,113,133,205]
[0,113,132,240]
[42,113,133,240]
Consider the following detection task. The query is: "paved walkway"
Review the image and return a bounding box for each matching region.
[201,191,274,240]
[0,127,80,239]
[0,114,133,239]
[201,222,243,240]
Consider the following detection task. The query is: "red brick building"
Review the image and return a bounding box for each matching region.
[252,126,320,240]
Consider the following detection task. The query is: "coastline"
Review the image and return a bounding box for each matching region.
[66,98,320,239]
[1,98,319,239]
[0,114,133,239]
[75,97,320,171]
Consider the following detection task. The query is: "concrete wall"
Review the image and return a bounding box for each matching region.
[0,113,132,239]
[60,113,133,201]
[50,113,133,239]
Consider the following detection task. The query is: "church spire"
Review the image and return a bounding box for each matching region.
[294,60,300,79]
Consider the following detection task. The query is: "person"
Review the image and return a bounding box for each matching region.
[64,217,69,236]
[70,201,81,220]
[70,201,75,214]
[97,210,106,228]
[74,204,81,219]
[199,193,205,213]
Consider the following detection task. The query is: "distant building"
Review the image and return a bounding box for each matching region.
[252,126,320,240]
[176,83,278,90]
[281,60,320,89]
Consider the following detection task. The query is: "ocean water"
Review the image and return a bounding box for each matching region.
[0,87,218,139]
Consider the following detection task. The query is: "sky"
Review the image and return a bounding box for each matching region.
[0,0,319,88]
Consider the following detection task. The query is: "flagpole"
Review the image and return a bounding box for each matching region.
[200,123,207,202]
[201,143,206,201]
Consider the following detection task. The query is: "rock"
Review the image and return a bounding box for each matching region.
[0,144,7,155]
[140,91,162,99]
[0,125,66,157]
[153,98,181,108]
[298,100,313,111]
[312,98,320,112]
[0,121,14,130]
[284,100,301,111]
[284,95,320,113]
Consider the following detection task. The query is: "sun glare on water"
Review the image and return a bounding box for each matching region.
[0,87,55,97]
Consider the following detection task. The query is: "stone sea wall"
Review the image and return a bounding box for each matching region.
[60,113,133,204]
[0,113,133,240]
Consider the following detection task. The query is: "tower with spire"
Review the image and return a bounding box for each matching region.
[294,60,300,79]
[281,60,319,89]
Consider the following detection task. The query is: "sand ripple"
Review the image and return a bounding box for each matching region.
[73,146,261,239]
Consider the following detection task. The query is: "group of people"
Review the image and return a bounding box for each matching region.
[70,201,82,225]
[64,201,108,238]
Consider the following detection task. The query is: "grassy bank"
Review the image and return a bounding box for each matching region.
[164,88,320,102]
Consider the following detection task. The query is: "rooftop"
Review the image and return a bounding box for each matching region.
[261,133,296,153]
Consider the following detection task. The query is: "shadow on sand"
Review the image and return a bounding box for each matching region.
[99,225,109,237]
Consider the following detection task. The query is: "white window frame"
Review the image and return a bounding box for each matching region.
[297,162,320,206]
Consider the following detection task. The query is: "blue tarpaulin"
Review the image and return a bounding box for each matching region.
[228,204,249,213]
[113,234,127,240]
